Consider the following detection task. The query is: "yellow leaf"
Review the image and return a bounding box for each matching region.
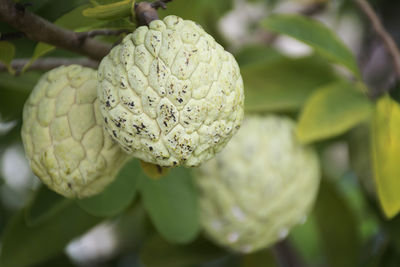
[371,95,400,218]
[296,81,372,144]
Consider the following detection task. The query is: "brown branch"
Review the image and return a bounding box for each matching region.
[135,0,173,26]
[0,0,112,61]
[76,29,131,41]
[151,0,173,10]
[355,0,400,79]
[0,57,99,74]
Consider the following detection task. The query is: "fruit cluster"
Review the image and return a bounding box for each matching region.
[21,15,320,253]
[21,15,245,198]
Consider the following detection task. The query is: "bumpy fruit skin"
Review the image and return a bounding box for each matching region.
[21,65,128,198]
[195,116,320,253]
[97,15,244,167]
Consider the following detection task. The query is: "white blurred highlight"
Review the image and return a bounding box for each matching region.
[66,222,118,265]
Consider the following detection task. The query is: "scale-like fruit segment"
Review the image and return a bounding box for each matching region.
[21,65,128,198]
[195,116,320,253]
[97,15,244,167]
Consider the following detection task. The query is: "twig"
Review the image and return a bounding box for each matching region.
[135,0,173,26]
[151,0,173,10]
[0,0,173,61]
[0,0,111,61]
[355,0,400,79]
[76,29,131,41]
[0,57,99,74]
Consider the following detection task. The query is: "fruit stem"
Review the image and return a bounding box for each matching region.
[140,160,170,179]
[134,0,173,26]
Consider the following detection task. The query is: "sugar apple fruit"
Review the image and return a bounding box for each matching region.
[195,115,320,253]
[21,65,129,198]
[97,15,244,167]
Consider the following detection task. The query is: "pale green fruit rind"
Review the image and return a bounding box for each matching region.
[97,15,244,167]
[21,65,129,198]
[195,116,320,253]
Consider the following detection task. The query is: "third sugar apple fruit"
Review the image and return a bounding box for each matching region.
[195,115,320,253]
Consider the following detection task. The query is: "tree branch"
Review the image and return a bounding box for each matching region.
[76,29,131,41]
[0,58,99,74]
[151,0,173,10]
[0,0,112,61]
[355,0,400,79]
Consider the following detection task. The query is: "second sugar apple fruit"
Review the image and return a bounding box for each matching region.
[97,15,244,167]
[21,65,129,198]
[195,115,320,253]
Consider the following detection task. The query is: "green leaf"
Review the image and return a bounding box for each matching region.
[296,81,372,144]
[140,167,200,244]
[38,253,76,267]
[0,72,41,121]
[23,4,98,72]
[242,249,277,267]
[261,14,360,78]
[242,56,338,112]
[289,214,324,265]
[52,4,97,30]
[0,41,15,74]
[114,204,149,248]
[77,159,140,217]
[348,124,375,195]
[76,17,135,32]
[82,0,134,20]
[159,0,232,27]
[140,235,226,267]
[314,179,361,267]
[22,43,55,73]
[25,186,70,226]
[0,203,101,267]
[371,95,400,218]
[235,45,284,66]
[158,0,232,44]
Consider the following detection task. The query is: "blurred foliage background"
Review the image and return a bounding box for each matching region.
[1,0,400,266]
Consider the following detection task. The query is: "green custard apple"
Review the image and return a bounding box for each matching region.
[195,115,320,253]
[21,65,129,198]
[97,15,244,167]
